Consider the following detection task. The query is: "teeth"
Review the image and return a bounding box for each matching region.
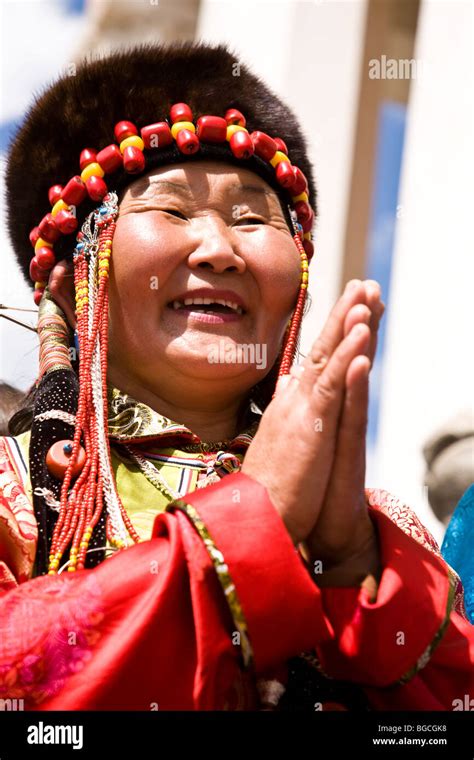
[172,296,244,313]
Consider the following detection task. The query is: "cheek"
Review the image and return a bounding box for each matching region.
[111,213,178,288]
[107,215,178,347]
[249,229,301,315]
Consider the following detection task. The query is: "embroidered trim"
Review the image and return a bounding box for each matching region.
[397,564,457,685]
[34,410,76,425]
[164,497,254,671]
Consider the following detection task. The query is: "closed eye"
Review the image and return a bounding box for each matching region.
[233,216,266,226]
[161,209,188,220]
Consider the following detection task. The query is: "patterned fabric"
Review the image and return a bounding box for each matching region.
[0,572,104,705]
[0,436,37,589]
[107,385,260,450]
[366,488,468,621]
[442,484,474,623]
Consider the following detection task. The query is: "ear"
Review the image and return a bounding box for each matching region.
[48,259,77,330]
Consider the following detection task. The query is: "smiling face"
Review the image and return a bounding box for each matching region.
[107,160,301,404]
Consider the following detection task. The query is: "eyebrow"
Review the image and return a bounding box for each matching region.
[134,178,277,198]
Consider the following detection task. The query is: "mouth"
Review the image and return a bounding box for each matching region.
[165,289,248,324]
[167,297,245,316]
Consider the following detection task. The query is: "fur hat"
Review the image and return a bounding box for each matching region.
[5,40,317,286]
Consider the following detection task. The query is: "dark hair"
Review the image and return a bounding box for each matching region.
[0,382,27,436]
[8,383,36,436]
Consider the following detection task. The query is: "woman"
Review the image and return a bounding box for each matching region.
[1,41,473,711]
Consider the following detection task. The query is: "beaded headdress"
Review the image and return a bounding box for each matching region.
[5,41,317,575]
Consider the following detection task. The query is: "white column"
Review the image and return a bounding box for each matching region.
[375,0,474,544]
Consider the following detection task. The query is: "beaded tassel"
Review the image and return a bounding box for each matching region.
[48,194,140,574]
[274,213,310,390]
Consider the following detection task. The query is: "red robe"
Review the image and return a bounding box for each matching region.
[0,438,473,710]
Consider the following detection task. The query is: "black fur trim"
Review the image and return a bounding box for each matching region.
[6,40,317,285]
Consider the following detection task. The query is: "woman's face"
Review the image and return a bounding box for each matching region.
[108,160,301,397]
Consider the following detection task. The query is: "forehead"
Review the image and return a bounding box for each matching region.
[124,161,279,201]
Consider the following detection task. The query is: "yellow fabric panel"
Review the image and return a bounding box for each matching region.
[12,429,205,542]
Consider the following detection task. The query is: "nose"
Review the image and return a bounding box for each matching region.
[187,217,246,274]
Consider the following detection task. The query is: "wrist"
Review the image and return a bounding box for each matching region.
[300,522,381,589]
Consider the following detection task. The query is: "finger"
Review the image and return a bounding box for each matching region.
[299,280,368,393]
[343,304,371,339]
[364,280,385,364]
[48,259,77,329]
[328,354,370,493]
[308,323,371,430]
[274,363,305,397]
[309,355,370,559]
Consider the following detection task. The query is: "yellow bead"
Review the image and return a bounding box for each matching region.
[80,162,105,182]
[226,124,247,140]
[35,237,53,250]
[67,566,76,572]
[302,273,309,282]
[270,151,290,168]
[48,570,56,575]
[301,283,308,289]
[35,281,47,290]
[292,191,309,203]
[51,199,69,217]
[119,135,145,153]
[171,121,195,138]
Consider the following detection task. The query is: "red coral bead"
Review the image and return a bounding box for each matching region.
[140,122,173,149]
[55,209,78,234]
[229,130,254,159]
[303,239,314,259]
[114,120,137,143]
[292,166,308,195]
[46,440,86,480]
[301,208,315,233]
[196,115,227,142]
[29,226,41,248]
[170,102,193,124]
[175,129,200,155]
[79,148,97,171]
[85,175,108,200]
[33,289,45,306]
[38,213,61,244]
[225,108,246,127]
[61,176,87,206]
[29,257,50,283]
[294,200,312,225]
[96,144,123,173]
[273,137,288,155]
[122,146,145,173]
[250,131,278,161]
[48,185,63,206]
[275,160,296,189]
[36,246,56,270]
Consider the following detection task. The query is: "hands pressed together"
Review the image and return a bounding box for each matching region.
[242,279,385,588]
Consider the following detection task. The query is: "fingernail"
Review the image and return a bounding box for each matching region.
[346,279,361,292]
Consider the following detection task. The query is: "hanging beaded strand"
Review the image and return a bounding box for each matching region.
[48,194,140,574]
[274,210,310,389]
